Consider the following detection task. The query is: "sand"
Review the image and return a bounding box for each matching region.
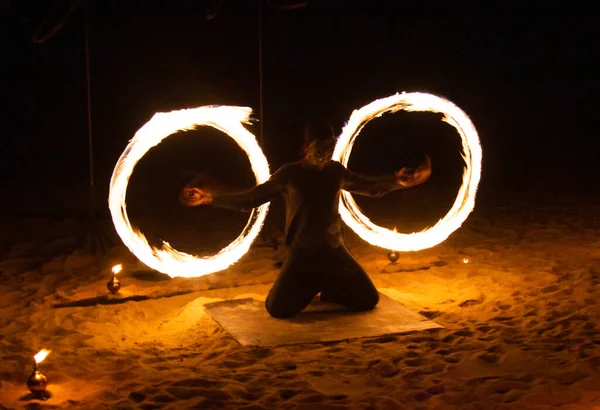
[1,198,600,409]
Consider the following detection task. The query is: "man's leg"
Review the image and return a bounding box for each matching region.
[265,247,321,318]
[320,246,379,311]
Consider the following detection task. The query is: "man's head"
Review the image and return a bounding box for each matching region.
[302,121,336,166]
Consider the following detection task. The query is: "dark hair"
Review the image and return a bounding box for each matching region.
[303,121,335,147]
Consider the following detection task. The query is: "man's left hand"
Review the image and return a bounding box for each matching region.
[395,156,432,187]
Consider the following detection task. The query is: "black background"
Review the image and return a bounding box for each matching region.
[1,1,598,217]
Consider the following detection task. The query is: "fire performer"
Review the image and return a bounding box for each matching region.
[179,122,431,318]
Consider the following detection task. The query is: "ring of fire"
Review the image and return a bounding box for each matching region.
[108,106,271,278]
[332,92,482,251]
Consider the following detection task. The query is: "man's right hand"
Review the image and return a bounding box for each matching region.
[179,187,213,207]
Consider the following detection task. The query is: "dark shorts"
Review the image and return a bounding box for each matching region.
[265,243,379,318]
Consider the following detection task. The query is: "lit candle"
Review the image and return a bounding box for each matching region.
[28,349,51,395]
[107,264,122,294]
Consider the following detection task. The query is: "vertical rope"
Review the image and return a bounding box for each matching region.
[258,0,264,146]
[84,0,109,255]
[85,0,94,197]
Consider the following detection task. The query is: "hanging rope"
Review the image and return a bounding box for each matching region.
[84,0,94,194]
[258,0,265,146]
[31,0,80,44]
[266,0,310,11]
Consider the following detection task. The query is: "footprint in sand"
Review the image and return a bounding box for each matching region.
[523,309,538,317]
[151,394,177,403]
[442,335,456,343]
[443,353,463,363]
[171,378,224,389]
[401,369,426,381]
[231,373,254,383]
[478,353,500,363]
[453,328,474,337]
[478,378,536,404]
[419,310,440,319]
[477,325,498,334]
[404,358,424,367]
[459,299,481,308]
[249,346,272,359]
[279,389,300,399]
[374,361,400,378]
[426,384,446,395]
[413,391,432,402]
[541,284,559,294]
[486,344,504,354]
[166,386,231,401]
[128,391,145,403]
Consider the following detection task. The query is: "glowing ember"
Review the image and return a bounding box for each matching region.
[332,92,482,252]
[34,349,51,364]
[108,106,271,278]
[112,264,123,275]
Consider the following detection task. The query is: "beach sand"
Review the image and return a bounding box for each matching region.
[1,198,600,409]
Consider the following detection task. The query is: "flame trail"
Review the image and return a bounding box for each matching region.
[108,106,271,278]
[34,349,51,364]
[332,92,482,251]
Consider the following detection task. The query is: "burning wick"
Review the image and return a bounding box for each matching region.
[28,349,51,397]
[463,258,469,264]
[107,264,122,294]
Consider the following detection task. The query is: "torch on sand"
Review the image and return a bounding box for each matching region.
[27,349,51,399]
[107,264,122,294]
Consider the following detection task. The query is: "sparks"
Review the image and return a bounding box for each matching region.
[34,349,51,364]
[108,106,271,278]
[332,92,482,252]
[112,264,123,275]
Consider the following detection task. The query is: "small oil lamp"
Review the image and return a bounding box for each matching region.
[28,349,51,398]
[387,250,400,265]
[107,264,122,294]
[387,227,400,265]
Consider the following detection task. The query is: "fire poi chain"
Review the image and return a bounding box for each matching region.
[108,92,482,278]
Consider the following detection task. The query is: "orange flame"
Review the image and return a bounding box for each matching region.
[108,106,271,278]
[332,92,482,252]
[112,264,123,275]
[34,349,51,364]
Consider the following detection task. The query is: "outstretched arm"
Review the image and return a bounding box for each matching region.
[179,166,288,212]
[211,181,284,212]
[342,156,431,197]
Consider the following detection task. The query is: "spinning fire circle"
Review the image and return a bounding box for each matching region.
[110,93,481,278]
[332,92,482,251]
[108,106,271,278]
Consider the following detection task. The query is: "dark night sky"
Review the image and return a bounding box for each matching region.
[1,1,598,216]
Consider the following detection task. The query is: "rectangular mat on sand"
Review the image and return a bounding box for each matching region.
[203,293,442,346]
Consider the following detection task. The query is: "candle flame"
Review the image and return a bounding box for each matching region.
[112,264,123,275]
[34,349,51,364]
[332,92,482,252]
[109,106,271,278]
[463,258,469,264]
